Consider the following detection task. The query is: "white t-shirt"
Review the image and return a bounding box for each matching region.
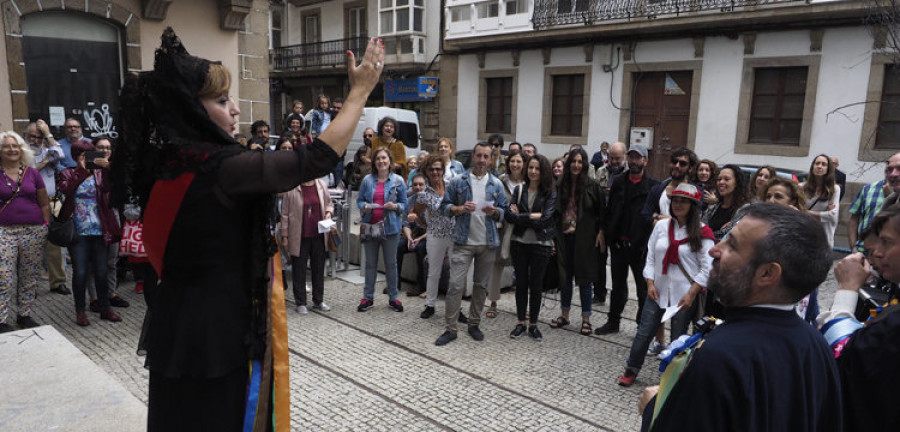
[466,172,489,246]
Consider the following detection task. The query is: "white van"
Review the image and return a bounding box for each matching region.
[345,107,421,164]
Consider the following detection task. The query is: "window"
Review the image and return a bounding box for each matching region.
[735,56,818,157]
[486,77,513,133]
[346,4,367,53]
[748,67,807,145]
[506,0,525,15]
[550,74,585,136]
[876,64,900,149]
[477,2,499,18]
[450,6,470,22]
[558,0,589,14]
[303,13,320,44]
[379,0,424,34]
[270,8,282,49]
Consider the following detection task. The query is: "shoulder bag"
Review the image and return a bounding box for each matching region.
[48,192,77,247]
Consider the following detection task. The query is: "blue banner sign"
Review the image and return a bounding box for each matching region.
[385,78,437,102]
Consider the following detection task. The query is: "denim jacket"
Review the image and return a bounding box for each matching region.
[309,109,331,136]
[440,170,508,248]
[357,173,407,235]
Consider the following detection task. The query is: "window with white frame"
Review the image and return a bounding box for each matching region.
[450,5,470,22]
[506,0,526,14]
[477,1,499,18]
[270,8,282,49]
[379,0,424,34]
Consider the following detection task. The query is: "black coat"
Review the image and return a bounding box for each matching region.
[554,179,606,285]
[607,171,660,249]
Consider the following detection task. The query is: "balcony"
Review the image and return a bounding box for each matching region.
[381,34,428,65]
[533,0,806,28]
[271,37,367,72]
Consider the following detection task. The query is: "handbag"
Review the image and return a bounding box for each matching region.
[47,193,77,247]
[499,186,522,262]
[327,226,342,252]
[118,220,147,258]
[359,220,385,242]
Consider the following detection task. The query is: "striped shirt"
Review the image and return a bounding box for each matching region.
[848,180,886,251]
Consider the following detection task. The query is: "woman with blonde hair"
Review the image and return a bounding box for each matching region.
[436,137,465,182]
[0,131,49,332]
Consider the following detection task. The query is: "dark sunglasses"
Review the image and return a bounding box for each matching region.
[671,160,689,167]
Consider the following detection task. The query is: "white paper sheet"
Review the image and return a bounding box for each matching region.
[318,219,336,234]
[660,305,682,323]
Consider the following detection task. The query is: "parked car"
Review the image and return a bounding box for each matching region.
[735,164,807,184]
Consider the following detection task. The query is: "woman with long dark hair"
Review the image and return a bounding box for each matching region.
[113,29,383,430]
[702,164,750,242]
[801,154,840,249]
[549,148,605,335]
[617,183,714,386]
[505,154,556,340]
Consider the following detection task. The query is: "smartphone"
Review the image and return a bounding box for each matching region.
[84,151,105,170]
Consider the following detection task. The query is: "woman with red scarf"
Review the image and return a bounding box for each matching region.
[617,183,715,387]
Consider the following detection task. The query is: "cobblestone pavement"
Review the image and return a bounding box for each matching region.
[22,261,840,432]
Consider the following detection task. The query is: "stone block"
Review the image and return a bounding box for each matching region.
[3,4,21,34]
[16,0,42,16]
[126,45,142,71]
[12,92,29,119]
[242,55,269,80]
[238,32,267,54]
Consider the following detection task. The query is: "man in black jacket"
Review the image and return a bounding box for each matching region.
[596,144,659,335]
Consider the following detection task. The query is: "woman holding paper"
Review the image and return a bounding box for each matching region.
[281,178,333,314]
[617,183,714,387]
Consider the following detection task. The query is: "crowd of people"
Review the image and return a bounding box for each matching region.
[5,27,900,431]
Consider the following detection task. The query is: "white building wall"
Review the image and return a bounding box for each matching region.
[456,25,885,183]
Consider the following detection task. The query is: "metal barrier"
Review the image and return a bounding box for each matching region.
[328,188,352,277]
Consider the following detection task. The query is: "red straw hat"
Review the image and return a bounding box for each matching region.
[667,183,702,204]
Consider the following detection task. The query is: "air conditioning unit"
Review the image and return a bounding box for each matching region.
[630,127,654,150]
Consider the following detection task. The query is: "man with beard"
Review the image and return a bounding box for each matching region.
[596,144,659,334]
[642,148,697,224]
[848,152,900,252]
[639,203,841,432]
[817,203,900,430]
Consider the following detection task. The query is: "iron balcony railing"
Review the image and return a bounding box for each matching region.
[533,0,807,28]
[272,36,368,71]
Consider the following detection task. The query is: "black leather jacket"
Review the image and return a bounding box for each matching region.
[504,185,557,242]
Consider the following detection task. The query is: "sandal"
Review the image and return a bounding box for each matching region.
[550,316,570,329]
[486,303,498,319]
[580,321,593,336]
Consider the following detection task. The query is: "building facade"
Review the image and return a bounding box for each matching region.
[443,0,899,187]
[0,0,270,138]
[270,0,443,147]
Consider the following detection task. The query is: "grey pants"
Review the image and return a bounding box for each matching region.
[444,244,495,333]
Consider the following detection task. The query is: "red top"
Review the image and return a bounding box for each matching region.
[300,184,322,238]
[370,181,386,224]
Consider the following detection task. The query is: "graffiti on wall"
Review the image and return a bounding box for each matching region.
[83,104,118,138]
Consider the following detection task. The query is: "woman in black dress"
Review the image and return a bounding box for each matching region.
[114,28,384,431]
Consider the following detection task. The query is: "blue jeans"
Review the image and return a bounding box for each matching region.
[625,297,692,373]
[363,234,400,302]
[69,235,110,312]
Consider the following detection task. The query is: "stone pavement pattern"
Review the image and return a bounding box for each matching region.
[18,262,840,431]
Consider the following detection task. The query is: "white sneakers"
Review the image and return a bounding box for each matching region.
[295,305,308,315]
[313,302,331,311]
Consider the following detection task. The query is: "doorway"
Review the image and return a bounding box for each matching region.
[632,71,692,180]
[21,12,122,139]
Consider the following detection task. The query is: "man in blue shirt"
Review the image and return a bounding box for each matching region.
[56,118,92,171]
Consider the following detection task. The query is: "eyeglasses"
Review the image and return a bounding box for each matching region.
[65,125,81,129]
[671,160,689,167]
[27,134,43,140]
